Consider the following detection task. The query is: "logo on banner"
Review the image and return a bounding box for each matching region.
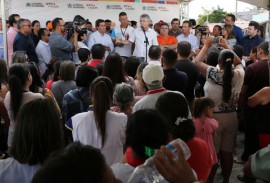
[142,6,158,11]
[123,5,135,10]
[86,4,98,9]
[26,2,44,7]
[45,2,59,8]
[106,5,122,10]
[158,6,168,12]
[67,3,85,9]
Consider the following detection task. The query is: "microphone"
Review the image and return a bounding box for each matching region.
[141,26,145,32]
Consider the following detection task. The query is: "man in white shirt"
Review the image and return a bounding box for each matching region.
[176,20,199,58]
[36,28,51,74]
[124,14,158,63]
[88,19,114,58]
[114,12,134,59]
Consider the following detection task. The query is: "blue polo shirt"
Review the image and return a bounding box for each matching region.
[233,25,243,44]
[240,34,263,56]
[13,32,38,63]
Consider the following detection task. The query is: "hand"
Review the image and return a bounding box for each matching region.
[195,48,201,56]
[104,45,111,51]
[218,36,229,49]
[242,56,250,62]
[115,38,124,47]
[153,144,196,183]
[206,26,211,34]
[204,35,214,48]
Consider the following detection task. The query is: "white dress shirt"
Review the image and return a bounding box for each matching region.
[114,25,134,57]
[129,27,158,58]
[177,33,199,52]
[35,40,51,74]
[87,31,114,58]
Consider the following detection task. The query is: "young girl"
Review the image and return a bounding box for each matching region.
[193,97,219,183]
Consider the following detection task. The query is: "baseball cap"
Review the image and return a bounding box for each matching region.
[157,20,164,25]
[142,64,164,85]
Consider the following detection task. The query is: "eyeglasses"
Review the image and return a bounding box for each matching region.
[23,24,31,27]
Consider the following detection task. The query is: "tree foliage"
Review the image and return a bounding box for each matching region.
[197,6,228,25]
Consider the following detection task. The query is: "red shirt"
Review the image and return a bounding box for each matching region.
[88,59,103,68]
[186,137,212,182]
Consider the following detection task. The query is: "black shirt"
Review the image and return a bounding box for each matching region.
[175,59,199,101]
[163,68,188,96]
[13,32,38,63]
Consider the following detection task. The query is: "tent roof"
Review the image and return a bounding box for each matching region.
[238,0,269,10]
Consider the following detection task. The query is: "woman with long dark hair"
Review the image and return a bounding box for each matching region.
[194,36,244,183]
[31,20,41,47]
[66,76,127,165]
[4,63,43,149]
[0,98,64,182]
[102,52,135,89]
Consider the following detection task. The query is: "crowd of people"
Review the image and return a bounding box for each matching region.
[0,10,269,183]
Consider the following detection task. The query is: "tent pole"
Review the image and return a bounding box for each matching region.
[1,0,7,64]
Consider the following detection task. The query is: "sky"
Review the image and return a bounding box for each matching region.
[189,0,255,19]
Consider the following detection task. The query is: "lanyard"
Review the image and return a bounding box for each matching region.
[120,26,128,37]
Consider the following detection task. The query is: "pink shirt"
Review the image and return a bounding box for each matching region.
[193,117,219,165]
[7,27,19,66]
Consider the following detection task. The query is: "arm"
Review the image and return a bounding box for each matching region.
[153,144,197,183]
[87,33,95,50]
[108,37,114,52]
[193,35,212,78]
[218,37,243,69]
[248,87,270,107]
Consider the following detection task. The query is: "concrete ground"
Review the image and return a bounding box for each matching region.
[214,132,264,183]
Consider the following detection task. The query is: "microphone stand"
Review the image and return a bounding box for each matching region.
[141,26,149,63]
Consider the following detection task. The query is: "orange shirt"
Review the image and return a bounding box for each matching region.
[157,35,178,45]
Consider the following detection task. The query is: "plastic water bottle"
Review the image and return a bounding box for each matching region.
[127,138,191,183]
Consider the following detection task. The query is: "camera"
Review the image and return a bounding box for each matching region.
[65,15,88,40]
[197,26,207,34]
[65,16,88,33]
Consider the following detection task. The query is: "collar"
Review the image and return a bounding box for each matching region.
[182,33,191,38]
[147,88,166,95]
[40,40,49,46]
[125,147,144,167]
[18,31,28,37]
[248,34,258,39]
[97,31,105,37]
[140,27,151,32]
[91,59,102,62]
[9,26,19,32]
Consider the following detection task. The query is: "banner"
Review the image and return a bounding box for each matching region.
[9,0,180,27]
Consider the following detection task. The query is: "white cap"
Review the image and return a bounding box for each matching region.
[142,64,164,85]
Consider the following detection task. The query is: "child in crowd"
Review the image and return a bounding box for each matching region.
[193,97,219,183]
[156,92,212,182]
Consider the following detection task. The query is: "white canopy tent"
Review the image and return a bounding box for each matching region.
[238,0,269,10]
[1,0,270,63]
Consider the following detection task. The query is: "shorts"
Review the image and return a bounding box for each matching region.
[213,112,238,153]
